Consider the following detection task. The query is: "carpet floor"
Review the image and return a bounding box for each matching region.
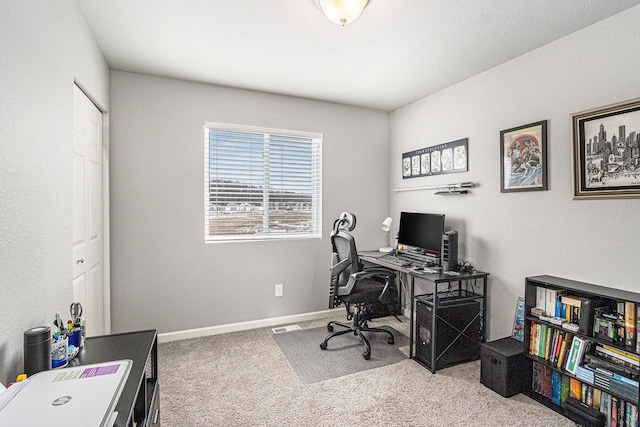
[158,315,574,426]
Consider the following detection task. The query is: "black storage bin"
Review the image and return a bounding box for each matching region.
[480,336,525,397]
[562,397,606,427]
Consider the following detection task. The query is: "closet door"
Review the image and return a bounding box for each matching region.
[72,85,104,336]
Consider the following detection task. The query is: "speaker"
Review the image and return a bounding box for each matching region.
[415,296,480,371]
[441,230,458,271]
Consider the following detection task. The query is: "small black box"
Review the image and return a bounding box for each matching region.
[480,337,525,397]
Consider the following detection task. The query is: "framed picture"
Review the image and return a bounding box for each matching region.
[572,97,640,199]
[500,120,548,192]
[402,138,468,179]
[512,297,525,342]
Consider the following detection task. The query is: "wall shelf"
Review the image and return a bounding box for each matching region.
[394,182,476,195]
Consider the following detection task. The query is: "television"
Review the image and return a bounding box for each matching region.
[397,211,445,256]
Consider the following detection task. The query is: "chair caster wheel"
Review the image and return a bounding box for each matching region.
[388,337,395,345]
[363,350,370,360]
[327,325,333,332]
[320,342,327,350]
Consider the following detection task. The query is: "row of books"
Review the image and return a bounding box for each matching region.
[530,320,640,380]
[534,287,640,350]
[528,322,575,370]
[532,362,639,427]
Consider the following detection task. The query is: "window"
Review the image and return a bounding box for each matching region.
[204,123,322,241]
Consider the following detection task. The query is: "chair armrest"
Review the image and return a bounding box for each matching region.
[351,269,396,281]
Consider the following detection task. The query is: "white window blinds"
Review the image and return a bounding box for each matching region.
[204,123,322,241]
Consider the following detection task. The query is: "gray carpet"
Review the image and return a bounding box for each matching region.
[273,325,409,383]
[158,315,575,426]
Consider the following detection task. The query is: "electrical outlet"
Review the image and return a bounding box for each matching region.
[275,283,284,297]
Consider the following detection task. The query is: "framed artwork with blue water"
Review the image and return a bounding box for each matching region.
[500,120,548,193]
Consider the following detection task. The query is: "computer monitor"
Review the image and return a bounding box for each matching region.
[397,211,445,256]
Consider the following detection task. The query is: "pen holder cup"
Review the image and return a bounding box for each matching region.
[51,336,68,368]
[68,330,82,348]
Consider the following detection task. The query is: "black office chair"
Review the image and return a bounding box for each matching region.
[320,212,398,360]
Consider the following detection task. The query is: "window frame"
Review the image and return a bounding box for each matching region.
[204,122,322,243]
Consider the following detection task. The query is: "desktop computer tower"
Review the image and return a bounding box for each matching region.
[415,296,480,371]
[441,231,458,271]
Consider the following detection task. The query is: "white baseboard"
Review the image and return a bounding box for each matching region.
[158,307,344,344]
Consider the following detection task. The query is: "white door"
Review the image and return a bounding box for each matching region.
[72,85,104,337]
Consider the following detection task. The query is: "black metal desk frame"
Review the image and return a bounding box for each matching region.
[359,252,489,372]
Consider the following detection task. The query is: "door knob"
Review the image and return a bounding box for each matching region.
[77,258,85,264]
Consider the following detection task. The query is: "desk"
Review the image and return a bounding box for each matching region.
[359,251,489,372]
[68,329,159,426]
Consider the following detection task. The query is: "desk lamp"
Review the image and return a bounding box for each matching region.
[379,217,393,253]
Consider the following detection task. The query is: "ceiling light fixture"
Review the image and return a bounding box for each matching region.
[314,0,370,26]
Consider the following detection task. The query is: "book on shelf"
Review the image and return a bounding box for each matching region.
[625,301,636,349]
[561,375,570,404]
[593,387,602,409]
[546,288,563,318]
[551,329,561,360]
[569,377,582,400]
[531,307,545,318]
[537,324,549,357]
[600,392,611,426]
[585,384,594,406]
[529,322,536,355]
[637,304,640,354]
[599,345,640,366]
[618,301,626,346]
[536,287,547,314]
[612,372,640,388]
[561,294,582,307]
[617,397,624,427]
[532,361,552,398]
[628,402,638,426]
[551,370,562,405]
[557,332,573,369]
[583,354,640,382]
[566,336,588,375]
[544,326,552,359]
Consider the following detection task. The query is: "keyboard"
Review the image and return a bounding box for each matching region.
[379,254,412,267]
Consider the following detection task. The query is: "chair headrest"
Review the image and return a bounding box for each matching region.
[332,212,356,235]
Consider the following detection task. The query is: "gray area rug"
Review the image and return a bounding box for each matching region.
[273,325,409,383]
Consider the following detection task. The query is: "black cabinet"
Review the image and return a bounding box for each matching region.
[68,329,159,427]
[415,294,481,372]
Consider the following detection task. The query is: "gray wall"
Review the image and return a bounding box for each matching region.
[390,6,640,341]
[0,0,109,384]
[109,72,390,333]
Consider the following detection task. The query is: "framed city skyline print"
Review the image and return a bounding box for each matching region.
[572,97,640,199]
[402,138,468,179]
[500,120,548,193]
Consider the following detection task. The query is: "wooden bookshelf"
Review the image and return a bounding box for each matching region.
[524,275,640,425]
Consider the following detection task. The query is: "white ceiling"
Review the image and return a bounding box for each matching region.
[74,0,639,111]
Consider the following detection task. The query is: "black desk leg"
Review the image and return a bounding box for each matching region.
[409,276,415,359]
